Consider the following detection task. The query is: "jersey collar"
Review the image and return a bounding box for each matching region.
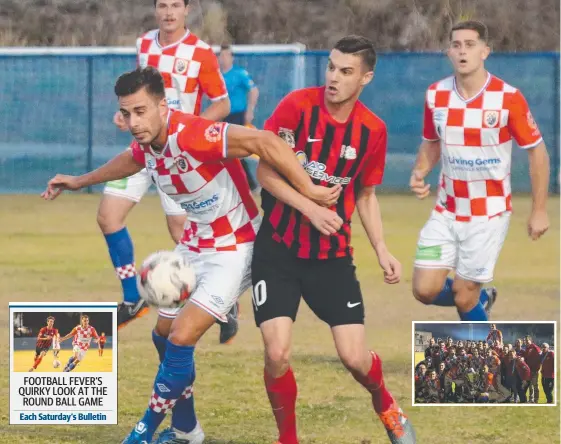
[155,28,190,50]
[453,72,491,103]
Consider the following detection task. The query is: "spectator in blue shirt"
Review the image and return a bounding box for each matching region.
[219,44,260,191]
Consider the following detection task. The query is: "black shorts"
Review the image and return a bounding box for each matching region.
[251,230,364,327]
[35,346,49,356]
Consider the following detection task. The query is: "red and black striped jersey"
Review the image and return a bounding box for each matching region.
[36,327,58,349]
[262,86,387,259]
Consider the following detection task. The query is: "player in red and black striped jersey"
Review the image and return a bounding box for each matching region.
[98,332,107,357]
[252,36,415,444]
[29,316,58,372]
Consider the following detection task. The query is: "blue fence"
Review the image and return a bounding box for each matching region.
[0,51,558,193]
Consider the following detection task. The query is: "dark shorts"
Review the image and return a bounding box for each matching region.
[35,346,49,356]
[224,111,245,125]
[99,344,105,349]
[251,229,364,327]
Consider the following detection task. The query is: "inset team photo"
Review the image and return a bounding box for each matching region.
[413,322,556,405]
[12,310,114,373]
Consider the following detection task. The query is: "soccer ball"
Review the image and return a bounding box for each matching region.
[53,359,61,368]
[137,251,197,309]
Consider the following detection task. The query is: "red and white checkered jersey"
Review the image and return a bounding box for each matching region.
[137,29,228,115]
[131,110,261,252]
[72,325,98,351]
[423,73,543,222]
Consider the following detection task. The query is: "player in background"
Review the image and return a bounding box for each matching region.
[99,332,107,357]
[522,335,541,403]
[219,43,261,192]
[486,323,503,346]
[42,67,338,444]
[410,20,550,321]
[251,36,416,443]
[52,331,61,359]
[540,343,554,403]
[29,316,58,372]
[100,0,234,340]
[59,315,99,372]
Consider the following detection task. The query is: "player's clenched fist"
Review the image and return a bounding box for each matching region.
[410,170,430,199]
[527,210,549,240]
[305,205,343,236]
[41,174,83,200]
[376,247,402,284]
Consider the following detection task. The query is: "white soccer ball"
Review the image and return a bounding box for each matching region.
[137,251,197,309]
[53,359,61,368]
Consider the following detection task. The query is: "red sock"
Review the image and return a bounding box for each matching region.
[264,367,298,444]
[33,356,43,369]
[353,351,394,414]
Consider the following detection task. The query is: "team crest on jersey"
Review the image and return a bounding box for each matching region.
[340,145,357,160]
[175,156,189,172]
[278,127,295,148]
[204,123,224,143]
[146,158,156,169]
[174,58,189,75]
[483,110,499,128]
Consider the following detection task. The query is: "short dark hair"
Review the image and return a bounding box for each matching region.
[47,316,55,322]
[220,43,232,53]
[154,0,189,6]
[449,20,489,43]
[114,67,166,100]
[333,35,376,72]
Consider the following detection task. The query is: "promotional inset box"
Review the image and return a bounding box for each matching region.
[10,302,118,424]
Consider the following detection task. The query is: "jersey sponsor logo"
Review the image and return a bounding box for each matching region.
[278,127,295,148]
[180,193,220,213]
[295,151,308,167]
[307,136,323,143]
[445,156,502,170]
[174,58,189,75]
[483,110,499,128]
[339,145,357,160]
[305,160,351,185]
[204,123,224,143]
[167,98,181,107]
[415,245,442,260]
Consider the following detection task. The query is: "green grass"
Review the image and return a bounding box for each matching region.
[0,194,559,443]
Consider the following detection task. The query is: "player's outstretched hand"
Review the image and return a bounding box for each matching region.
[113,111,128,131]
[410,170,430,199]
[41,174,83,200]
[306,205,343,236]
[307,184,342,207]
[527,210,549,240]
[377,248,401,284]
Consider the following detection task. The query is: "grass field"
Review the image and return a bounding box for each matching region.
[0,194,559,443]
[413,352,548,404]
[13,349,113,373]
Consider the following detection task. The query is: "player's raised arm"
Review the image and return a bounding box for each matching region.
[60,327,78,342]
[41,150,144,200]
[256,162,343,235]
[226,125,341,205]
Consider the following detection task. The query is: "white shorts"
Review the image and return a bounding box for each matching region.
[158,243,253,322]
[414,211,511,283]
[103,168,184,216]
[72,345,87,361]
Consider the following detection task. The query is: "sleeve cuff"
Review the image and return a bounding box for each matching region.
[519,137,543,149]
[209,93,229,102]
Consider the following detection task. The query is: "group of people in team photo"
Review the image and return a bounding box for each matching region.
[415,325,555,404]
[37,0,552,442]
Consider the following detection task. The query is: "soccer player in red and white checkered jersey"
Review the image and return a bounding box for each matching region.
[42,67,337,444]
[486,323,503,346]
[97,0,232,333]
[251,36,416,444]
[59,315,99,372]
[410,21,550,322]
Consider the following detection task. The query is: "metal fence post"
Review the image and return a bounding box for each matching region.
[86,56,94,193]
